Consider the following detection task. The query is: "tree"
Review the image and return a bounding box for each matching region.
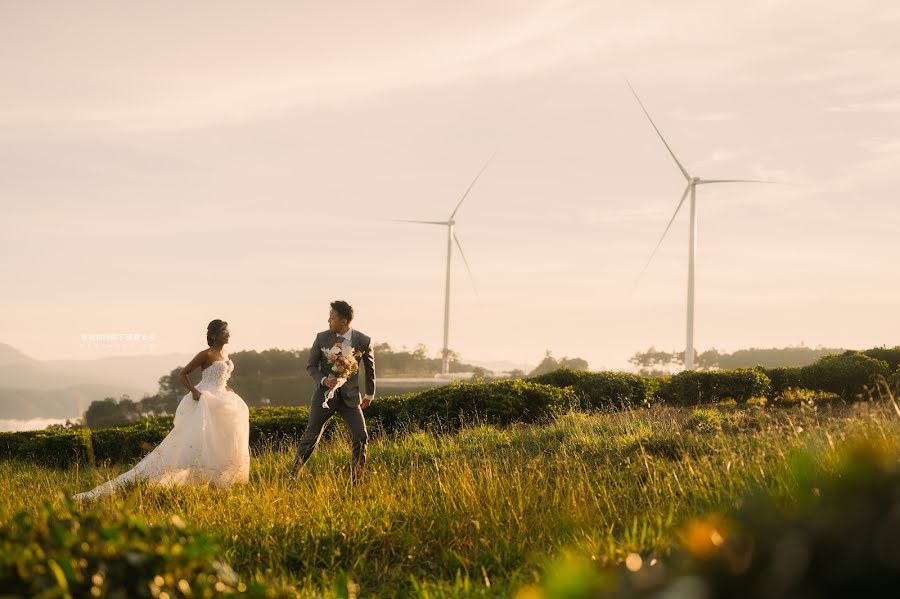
[84,396,141,429]
[529,350,590,376]
[696,348,722,370]
[558,356,589,371]
[628,346,679,370]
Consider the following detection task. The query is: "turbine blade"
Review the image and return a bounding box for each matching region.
[381,219,448,226]
[625,78,692,182]
[634,183,692,287]
[697,179,783,185]
[450,153,495,219]
[453,231,479,299]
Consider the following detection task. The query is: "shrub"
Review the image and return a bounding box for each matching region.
[799,351,890,400]
[0,428,94,469]
[862,345,900,371]
[890,369,900,395]
[0,500,264,597]
[529,368,653,410]
[402,379,578,432]
[365,394,416,437]
[247,406,310,448]
[90,417,174,464]
[656,369,771,406]
[0,418,180,469]
[760,366,803,398]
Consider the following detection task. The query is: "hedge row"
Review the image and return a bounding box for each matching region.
[528,369,655,410]
[760,366,803,398]
[2,349,897,467]
[0,418,177,469]
[861,345,900,371]
[0,380,576,467]
[656,368,771,405]
[798,351,890,399]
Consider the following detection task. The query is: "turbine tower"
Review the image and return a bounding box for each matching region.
[627,79,780,371]
[388,157,493,374]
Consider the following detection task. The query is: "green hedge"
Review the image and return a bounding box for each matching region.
[862,346,900,371]
[0,500,263,597]
[386,379,578,432]
[3,350,898,468]
[799,351,890,399]
[248,406,311,447]
[0,380,573,466]
[363,379,577,434]
[528,368,654,410]
[655,369,771,405]
[760,366,803,398]
[0,418,178,469]
[889,369,900,394]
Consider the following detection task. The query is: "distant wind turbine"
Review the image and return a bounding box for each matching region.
[626,78,782,371]
[386,156,493,375]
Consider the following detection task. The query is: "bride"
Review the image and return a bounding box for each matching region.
[73,319,250,500]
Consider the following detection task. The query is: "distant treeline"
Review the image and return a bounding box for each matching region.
[629,345,848,376]
[81,346,589,429]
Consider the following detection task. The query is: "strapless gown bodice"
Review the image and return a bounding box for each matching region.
[197,359,234,392]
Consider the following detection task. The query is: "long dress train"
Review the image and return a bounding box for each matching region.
[73,355,250,500]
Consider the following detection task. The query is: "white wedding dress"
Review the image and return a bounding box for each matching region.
[73,354,250,500]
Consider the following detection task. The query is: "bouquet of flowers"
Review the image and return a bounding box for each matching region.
[321,343,363,408]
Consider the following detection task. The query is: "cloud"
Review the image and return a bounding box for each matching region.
[585,207,670,224]
[857,138,900,154]
[675,112,737,121]
[824,99,900,113]
[749,163,794,183]
[0,1,599,132]
[689,149,739,171]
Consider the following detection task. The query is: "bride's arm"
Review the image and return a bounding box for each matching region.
[180,350,208,401]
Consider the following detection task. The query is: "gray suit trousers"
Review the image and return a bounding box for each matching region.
[290,386,369,480]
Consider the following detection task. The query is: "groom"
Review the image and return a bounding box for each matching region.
[290,300,375,484]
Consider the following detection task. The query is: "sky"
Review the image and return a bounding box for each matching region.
[1,1,899,371]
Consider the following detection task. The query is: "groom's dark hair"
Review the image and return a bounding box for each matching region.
[330,300,354,323]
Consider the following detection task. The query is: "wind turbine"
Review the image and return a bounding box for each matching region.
[626,79,781,371]
[386,157,493,375]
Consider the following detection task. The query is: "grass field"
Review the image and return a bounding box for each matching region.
[2,398,900,598]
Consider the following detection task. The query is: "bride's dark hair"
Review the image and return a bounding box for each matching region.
[207,319,228,346]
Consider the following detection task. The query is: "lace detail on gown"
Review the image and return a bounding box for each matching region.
[73,355,250,500]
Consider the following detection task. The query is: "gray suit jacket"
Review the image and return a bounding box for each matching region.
[306,329,376,407]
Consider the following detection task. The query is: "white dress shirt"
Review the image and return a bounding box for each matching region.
[321,328,373,401]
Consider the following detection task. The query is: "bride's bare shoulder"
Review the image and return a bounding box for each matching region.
[192,348,212,366]
[181,348,212,373]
